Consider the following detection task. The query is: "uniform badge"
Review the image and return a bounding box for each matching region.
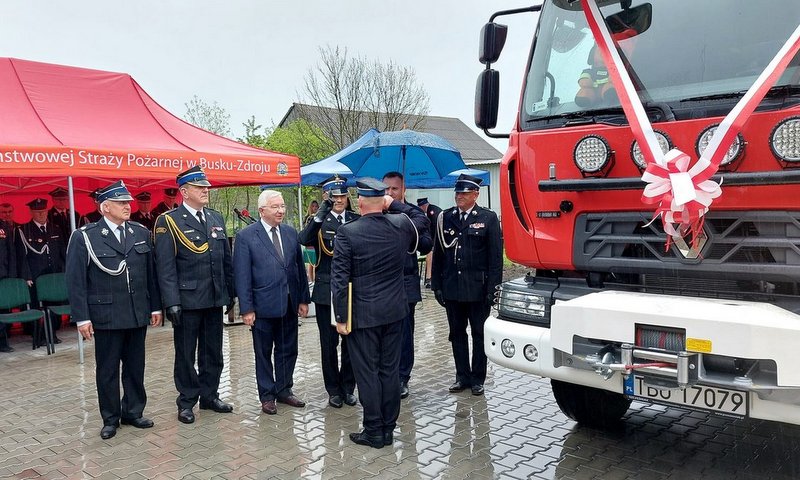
[37,238,43,243]
[128,227,134,234]
[0,229,5,239]
[155,227,167,234]
[184,229,195,234]
[472,210,478,216]
[211,232,218,238]
[101,228,109,236]
[470,223,485,229]
[448,229,455,235]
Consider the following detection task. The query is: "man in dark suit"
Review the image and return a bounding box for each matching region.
[382,172,433,399]
[152,188,179,216]
[234,189,310,415]
[299,175,359,409]
[432,174,503,396]
[0,208,17,352]
[154,166,235,424]
[48,187,82,237]
[65,180,162,440]
[416,197,442,288]
[17,197,68,344]
[331,178,430,449]
[130,191,156,230]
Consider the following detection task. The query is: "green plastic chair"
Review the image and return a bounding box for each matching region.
[35,273,76,360]
[0,278,47,352]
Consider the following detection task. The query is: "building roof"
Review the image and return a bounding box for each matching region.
[279,103,502,164]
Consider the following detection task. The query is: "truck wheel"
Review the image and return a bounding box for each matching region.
[551,379,632,428]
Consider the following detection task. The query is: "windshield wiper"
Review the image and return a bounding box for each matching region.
[680,91,747,103]
[529,102,673,126]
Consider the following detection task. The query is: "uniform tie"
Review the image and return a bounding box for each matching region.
[460,211,468,225]
[271,227,284,262]
[196,210,206,229]
[40,225,46,235]
[117,225,126,245]
[337,214,344,225]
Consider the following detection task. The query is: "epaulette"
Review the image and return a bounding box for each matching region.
[206,207,222,215]
[81,223,98,231]
[128,221,148,230]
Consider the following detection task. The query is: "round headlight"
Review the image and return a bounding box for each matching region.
[696,125,745,166]
[770,117,800,162]
[501,339,515,358]
[574,135,612,174]
[523,344,539,362]
[631,131,671,169]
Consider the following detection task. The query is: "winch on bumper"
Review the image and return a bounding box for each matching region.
[486,285,800,426]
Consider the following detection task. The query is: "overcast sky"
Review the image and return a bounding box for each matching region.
[1,0,538,153]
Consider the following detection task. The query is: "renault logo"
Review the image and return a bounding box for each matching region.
[673,230,708,259]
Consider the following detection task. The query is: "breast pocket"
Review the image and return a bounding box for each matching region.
[134,243,151,253]
[468,228,487,237]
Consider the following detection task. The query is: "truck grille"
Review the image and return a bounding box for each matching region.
[573,211,800,302]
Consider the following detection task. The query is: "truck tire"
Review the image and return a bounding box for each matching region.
[551,379,632,428]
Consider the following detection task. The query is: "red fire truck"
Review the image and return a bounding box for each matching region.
[477,0,800,427]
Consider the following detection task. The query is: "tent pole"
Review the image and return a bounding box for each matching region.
[297,186,303,228]
[67,176,77,232]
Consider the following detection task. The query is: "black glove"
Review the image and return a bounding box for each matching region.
[315,199,334,222]
[166,305,182,327]
[434,290,446,308]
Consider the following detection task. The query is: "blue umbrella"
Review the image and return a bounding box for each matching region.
[299,128,379,186]
[336,129,467,183]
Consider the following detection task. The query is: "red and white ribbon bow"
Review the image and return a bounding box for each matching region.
[581,0,800,251]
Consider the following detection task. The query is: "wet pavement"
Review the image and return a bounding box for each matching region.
[1,289,800,479]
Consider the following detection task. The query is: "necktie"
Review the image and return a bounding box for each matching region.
[117,225,126,246]
[337,215,344,225]
[196,211,206,229]
[40,225,46,235]
[271,227,284,262]
[460,212,468,225]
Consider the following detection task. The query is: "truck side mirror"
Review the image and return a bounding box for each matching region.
[475,69,500,130]
[479,23,508,64]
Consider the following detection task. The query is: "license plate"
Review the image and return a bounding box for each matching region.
[625,375,748,417]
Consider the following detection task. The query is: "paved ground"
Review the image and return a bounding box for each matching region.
[2,289,800,479]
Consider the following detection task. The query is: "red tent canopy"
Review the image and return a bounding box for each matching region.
[0,57,299,218]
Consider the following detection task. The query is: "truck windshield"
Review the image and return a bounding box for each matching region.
[522,0,800,128]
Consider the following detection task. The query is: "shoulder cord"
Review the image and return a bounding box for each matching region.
[436,211,458,249]
[399,212,419,255]
[317,228,332,263]
[18,228,50,255]
[164,214,208,254]
[79,230,127,276]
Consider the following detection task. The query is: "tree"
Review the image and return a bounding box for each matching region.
[298,45,430,149]
[183,95,231,137]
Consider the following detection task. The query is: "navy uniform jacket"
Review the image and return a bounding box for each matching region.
[130,211,156,231]
[431,205,503,303]
[424,203,443,239]
[233,221,310,321]
[16,220,67,281]
[331,200,428,329]
[153,205,234,310]
[152,201,177,217]
[0,220,15,279]
[65,221,161,329]
[399,201,433,303]
[298,210,360,305]
[48,208,81,237]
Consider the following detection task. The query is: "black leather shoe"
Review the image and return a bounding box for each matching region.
[277,394,306,408]
[349,431,384,449]
[449,381,469,392]
[53,336,62,344]
[383,431,394,446]
[471,384,485,396]
[177,408,195,424]
[200,398,233,413]
[400,381,410,399]
[344,393,357,406]
[120,416,154,428]
[100,424,117,439]
[328,395,343,408]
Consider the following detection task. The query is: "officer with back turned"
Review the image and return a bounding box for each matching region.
[331,178,430,449]
[431,174,503,396]
[298,175,359,409]
[154,166,235,424]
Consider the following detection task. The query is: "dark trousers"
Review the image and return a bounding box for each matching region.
[349,321,402,436]
[315,302,355,397]
[94,326,147,426]
[173,307,224,409]
[252,306,299,402]
[445,300,489,386]
[398,303,416,382]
